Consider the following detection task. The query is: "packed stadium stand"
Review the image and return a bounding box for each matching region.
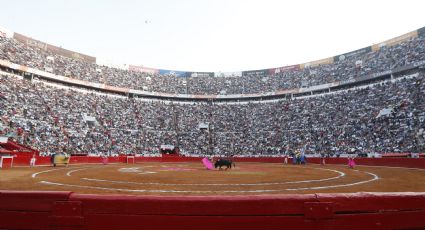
[0,26,425,158]
[1,24,425,230]
[0,29,425,95]
[1,71,424,157]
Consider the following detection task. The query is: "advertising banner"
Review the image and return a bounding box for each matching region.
[188,72,214,77]
[301,57,334,69]
[333,46,372,62]
[214,71,242,77]
[371,43,381,52]
[268,64,301,75]
[13,33,96,63]
[159,69,189,77]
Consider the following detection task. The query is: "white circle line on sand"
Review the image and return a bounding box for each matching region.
[31,168,69,178]
[34,165,378,193]
[66,168,90,176]
[39,170,377,194]
[78,167,345,186]
[38,181,278,193]
[118,167,142,173]
[32,167,89,178]
[285,171,380,191]
[138,172,157,175]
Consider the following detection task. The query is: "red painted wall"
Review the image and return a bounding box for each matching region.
[8,155,425,169]
[0,191,424,229]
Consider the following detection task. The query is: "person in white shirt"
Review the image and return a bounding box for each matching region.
[30,153,36,167]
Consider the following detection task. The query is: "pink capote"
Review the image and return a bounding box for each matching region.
[202,157,214,170]
[348,158,356,168]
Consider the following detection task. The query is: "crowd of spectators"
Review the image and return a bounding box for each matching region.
[1,70,424,157]
[1,34,425,95]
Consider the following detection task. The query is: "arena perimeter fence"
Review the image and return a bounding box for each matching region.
[7,154,425,169]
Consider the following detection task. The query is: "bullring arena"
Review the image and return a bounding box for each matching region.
[1,12,425,229]
[3,159,425,195]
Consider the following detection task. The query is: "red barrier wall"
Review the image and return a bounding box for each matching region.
[307,157,425,169]
[10,155,129,166]
[8,155,425,169]
[0,191,424,229]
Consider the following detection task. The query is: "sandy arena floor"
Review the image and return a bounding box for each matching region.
[1,162,425,196]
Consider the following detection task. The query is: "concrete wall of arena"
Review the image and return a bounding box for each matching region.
[7,154,425,169]
[0,191,425,229]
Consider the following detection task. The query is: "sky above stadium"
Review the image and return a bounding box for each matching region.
[0,0,424,72]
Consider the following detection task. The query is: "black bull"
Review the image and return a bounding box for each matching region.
[214,159,235,170]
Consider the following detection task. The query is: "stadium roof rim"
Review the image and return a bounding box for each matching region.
[1,25,424,73]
